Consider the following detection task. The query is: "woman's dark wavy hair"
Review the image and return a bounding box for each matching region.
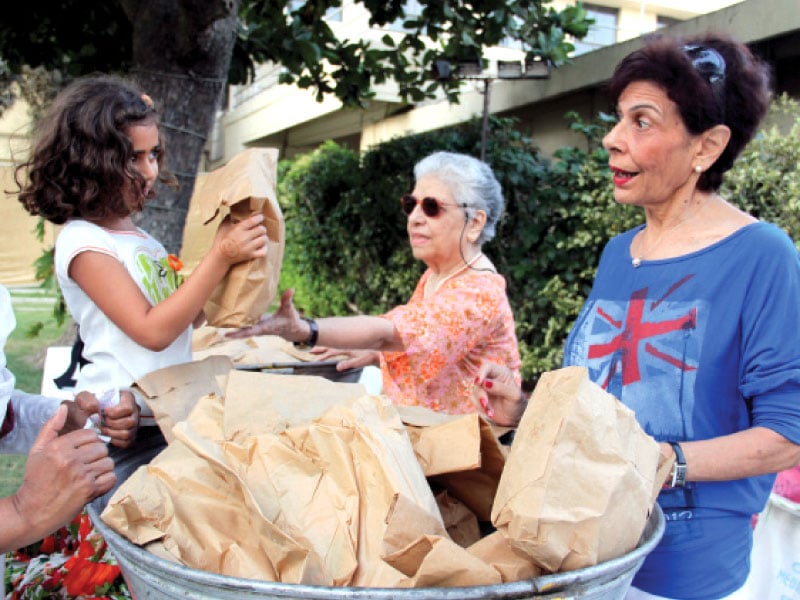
[608,32,771,192]
[16,74,177,225]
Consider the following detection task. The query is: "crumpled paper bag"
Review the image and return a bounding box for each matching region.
[197,148,285,327]
[102,370,448,587]
[491,366,661,573]
[132,355,233,443]
[381,493,502,587]
[400,407,507,522]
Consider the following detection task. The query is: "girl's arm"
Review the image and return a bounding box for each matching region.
[69,213,267,351]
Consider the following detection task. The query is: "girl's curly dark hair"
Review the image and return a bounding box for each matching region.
[16,74,177,225]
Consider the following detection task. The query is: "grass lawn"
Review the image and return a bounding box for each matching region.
[0,286,71,498]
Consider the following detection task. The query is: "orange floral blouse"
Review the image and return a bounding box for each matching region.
[380,268,521,414]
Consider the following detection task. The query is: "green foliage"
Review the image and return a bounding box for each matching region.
[29,220,67,334]
[233,0,593,107]
[721,94,800,241]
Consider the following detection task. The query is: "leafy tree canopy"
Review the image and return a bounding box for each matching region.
[1,0,591,110]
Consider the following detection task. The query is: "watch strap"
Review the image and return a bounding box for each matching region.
[668,441,688,488]
[294,317,319,349]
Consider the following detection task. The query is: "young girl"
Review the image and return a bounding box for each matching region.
[16,75,268,424]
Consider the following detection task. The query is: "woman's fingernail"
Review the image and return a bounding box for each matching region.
[485,380,493,389]
[475,376,481,384]
[486,408,495,420]
[479,396,488,409]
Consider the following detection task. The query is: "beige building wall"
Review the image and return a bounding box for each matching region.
[0,89,58,286]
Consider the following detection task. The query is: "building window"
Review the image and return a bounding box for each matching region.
[572,4,618,56]
[385,0,423,33]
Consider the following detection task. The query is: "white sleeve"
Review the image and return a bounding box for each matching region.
[54,220,118,284]
[0,391,61,455]
[0,284,62,454]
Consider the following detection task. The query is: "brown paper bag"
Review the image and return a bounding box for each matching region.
[434,491,481,548]
[491,366,661,573]
[106,365,447,587]
[197,148,285,327]
[401,408,507,522]
[103,393,326,583]
[467,531,542,582]
[381,493,501,587]
[133,355,233,443]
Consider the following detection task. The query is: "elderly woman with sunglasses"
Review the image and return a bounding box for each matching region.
[474,33,800,600]
[230,151,521,421]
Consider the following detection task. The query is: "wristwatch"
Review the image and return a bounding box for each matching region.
[293,317,319,350]
[667,441,688,488]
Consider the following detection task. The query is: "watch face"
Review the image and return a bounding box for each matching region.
[673,464,688,487]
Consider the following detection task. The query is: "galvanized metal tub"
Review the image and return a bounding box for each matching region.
[233,360,363,384]
[88,428,665,600]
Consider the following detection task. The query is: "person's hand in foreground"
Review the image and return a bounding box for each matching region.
[227,289,306,342]
[0,404,115,552]
[62,390,140,449]
[473,361,528,427]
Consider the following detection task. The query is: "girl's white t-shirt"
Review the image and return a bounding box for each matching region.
[54,220,191,418]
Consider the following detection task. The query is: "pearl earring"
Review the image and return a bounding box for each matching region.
[694,165,703,174]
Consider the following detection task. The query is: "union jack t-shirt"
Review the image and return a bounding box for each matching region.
[563,220,800,598]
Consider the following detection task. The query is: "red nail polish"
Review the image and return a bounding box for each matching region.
[486,408,495,419]
[479,396,488,409]
[485,380,493,389]
[475,376,481,384]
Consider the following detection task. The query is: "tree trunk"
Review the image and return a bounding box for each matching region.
[120,0,239,255]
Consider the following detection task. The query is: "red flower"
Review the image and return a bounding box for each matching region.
[39,534,56,554]
[42,568,64,589]
[62,557,121,596]
[167,253,183,272]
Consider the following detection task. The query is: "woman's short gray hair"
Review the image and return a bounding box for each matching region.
[413,151,504,245]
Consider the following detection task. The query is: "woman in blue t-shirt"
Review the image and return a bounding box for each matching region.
[474,33,800,600]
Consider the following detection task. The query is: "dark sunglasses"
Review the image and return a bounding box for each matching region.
[400,194,465,218]
[682,44,726,85]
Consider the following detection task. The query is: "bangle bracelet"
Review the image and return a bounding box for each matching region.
[293,317,319,350]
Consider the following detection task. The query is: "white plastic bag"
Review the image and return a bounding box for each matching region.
[737,493,800,599]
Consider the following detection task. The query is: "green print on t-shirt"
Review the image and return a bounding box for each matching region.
[136,253,180,303]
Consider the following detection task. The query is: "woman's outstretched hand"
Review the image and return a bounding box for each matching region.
[472,361,528,427]
[226,289,305,341]
[310,347,380,371]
